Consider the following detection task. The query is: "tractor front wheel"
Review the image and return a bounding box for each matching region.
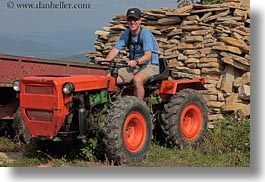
[103,96,152,165]
[12,107,31,144]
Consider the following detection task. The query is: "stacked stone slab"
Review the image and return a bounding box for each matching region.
[87,1,250,124]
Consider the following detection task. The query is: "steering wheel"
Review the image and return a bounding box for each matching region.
[97,60,128,69]
[97,60,129,78]
[97,60,142,78]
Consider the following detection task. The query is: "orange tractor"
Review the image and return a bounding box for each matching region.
[14,58,208,164]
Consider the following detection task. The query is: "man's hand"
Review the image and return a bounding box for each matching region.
[128,60,138,68]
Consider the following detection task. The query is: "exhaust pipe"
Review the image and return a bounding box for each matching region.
[76,94,87,144]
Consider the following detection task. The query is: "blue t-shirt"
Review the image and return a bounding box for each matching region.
[114,28,159,65]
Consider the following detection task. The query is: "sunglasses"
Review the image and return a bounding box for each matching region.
[127,18,139,22]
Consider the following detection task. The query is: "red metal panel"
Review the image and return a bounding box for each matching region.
[0,54,107,87]
[0,100,19,119]
[67,66,106,76]
[19,61,68,77]
[0,59,20,87]
[159,77,206,95]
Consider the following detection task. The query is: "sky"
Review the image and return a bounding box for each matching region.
[0,0,178,58]
[0,0,178,33]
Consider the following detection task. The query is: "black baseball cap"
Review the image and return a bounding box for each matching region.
[126,8,141,20]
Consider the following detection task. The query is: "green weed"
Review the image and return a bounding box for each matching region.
[199,117,250,166]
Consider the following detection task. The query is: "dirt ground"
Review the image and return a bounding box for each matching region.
[0,152,23,164]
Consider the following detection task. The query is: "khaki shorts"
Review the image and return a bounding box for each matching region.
[118,64,159,84]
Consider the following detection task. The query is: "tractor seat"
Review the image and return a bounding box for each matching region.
[147,58,169,83]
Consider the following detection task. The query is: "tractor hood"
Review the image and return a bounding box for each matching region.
[19,75,115,139]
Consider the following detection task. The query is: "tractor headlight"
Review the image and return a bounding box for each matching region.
[62,82,75,95]
[13,80,20,92]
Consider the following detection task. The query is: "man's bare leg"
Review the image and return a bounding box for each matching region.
[133,72,148,100]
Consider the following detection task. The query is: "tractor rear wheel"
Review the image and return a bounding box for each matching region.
[103,96,152,165]
[161,89,208,148]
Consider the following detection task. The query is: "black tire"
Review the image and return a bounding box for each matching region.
[161,89,208,148]
[103,96,152,165]
[12,107,31,144]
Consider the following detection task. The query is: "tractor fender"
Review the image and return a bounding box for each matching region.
[159,77,206,96]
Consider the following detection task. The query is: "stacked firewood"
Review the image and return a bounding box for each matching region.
[87,1,250,123]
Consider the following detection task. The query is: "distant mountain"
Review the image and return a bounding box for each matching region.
[0,28,97,60]
[0,36,66,59]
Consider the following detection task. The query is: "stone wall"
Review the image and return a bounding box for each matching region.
[87,1,250,124]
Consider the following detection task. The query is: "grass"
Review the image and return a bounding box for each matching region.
[0,117,250,167]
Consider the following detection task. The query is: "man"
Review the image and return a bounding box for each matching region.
[105,7,159,100]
